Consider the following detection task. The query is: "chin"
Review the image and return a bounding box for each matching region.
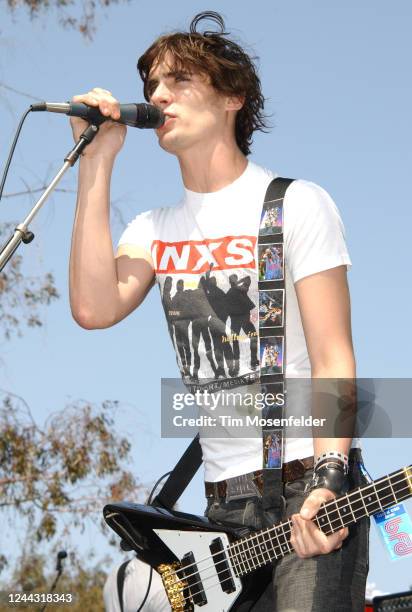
[163,128,214,155]
[157,132,189,156]
[158,140,179,155]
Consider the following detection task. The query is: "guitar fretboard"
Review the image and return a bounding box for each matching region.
[227,466,412,577]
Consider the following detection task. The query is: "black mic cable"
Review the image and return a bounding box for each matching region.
[134,471,172,612]
[117,471,173,612]
[0,108,32,205]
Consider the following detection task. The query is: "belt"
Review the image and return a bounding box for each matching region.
[205,455,314,500]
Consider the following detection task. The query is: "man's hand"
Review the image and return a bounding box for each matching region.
[290,488,348,558]
[70,87,127,160]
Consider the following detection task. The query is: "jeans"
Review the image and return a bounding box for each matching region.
[204,450,370,612]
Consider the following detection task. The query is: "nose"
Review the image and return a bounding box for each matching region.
[150,80,173,108]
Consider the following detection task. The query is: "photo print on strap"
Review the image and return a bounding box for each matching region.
[259,336,284,376]
[258,243,284,282]
[259,198,283,236]
[259,288,285,330]
[263,429,283,469]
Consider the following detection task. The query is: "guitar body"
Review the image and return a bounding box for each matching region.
[104,502,272,611]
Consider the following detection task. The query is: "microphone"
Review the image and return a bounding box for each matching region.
[56,550,68,572]
[30,101,165,129]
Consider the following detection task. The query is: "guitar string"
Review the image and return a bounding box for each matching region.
[174,472,409,585]
[175,480,411,606]
[171,469,408,582]
[228,478,411,569]
[173,470,403,578]
[169,478,410,604]
[181,478,409,590]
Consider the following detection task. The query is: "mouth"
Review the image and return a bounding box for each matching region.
[158,114,177,131]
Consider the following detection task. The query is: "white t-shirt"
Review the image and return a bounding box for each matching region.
[118,161,355,481]
[103,558,169,612]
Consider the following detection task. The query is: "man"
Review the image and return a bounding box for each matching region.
[189,276,222,379]
[203,270,236,377]
[169,278,193,377]
[226,273,259,374]
[69,11,369,611]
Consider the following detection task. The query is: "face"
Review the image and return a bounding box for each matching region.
[147,52,240,156]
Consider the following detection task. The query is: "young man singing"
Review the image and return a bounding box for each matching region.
[69,11,369,611]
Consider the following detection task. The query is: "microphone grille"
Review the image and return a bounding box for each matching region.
[136,103,165,128]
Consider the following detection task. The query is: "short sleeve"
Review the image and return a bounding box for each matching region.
[117,210,155,256]
[284,179,352,283]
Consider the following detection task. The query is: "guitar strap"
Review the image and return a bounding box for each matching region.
[258,177,294,512]
[151,433,203,509]
[152,177,295,513]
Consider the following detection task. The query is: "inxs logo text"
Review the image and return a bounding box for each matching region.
[152,236,256,274]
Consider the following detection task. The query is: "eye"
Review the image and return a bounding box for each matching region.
[175,73,191,82]
[146,82,157,98]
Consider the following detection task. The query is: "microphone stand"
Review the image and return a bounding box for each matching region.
[0,122,101,272]
[40,550,68,612]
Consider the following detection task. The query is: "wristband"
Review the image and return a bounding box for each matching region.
[315,458,348,476]
[314,450,349,470]
[305,464,348,496]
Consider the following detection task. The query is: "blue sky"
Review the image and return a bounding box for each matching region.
[0,0,411,596]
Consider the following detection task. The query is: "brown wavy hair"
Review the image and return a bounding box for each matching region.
[137,11,268,156]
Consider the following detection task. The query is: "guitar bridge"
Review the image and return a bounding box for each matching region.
[406,466,412,494]
[157,562,192,611]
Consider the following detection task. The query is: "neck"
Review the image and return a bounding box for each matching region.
[178,140,248,193]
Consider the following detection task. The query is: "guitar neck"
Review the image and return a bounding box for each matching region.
[228,465,412,578]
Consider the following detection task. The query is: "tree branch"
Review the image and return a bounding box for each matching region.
[2,187,76,198]
[0,82,42,102]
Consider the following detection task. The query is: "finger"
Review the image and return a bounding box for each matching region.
[326,531,346,552]
[334,527,349,549]
[104,100,121,120]
[93,94,120,120]
[300,488,336,520]
[92,87,113,95]
[295,518,327,557]
[292,514,349,557]
[294,514,338,555]
[73,90,120,118]
[290,517,306,557]
[295,515,324,555]
[340,527,349,540]
[72,93,100,105]
[312,524,348,554]
[300,496,325,520]
[291,514,316,558]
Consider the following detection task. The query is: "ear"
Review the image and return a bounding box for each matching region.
[225,94,245,111]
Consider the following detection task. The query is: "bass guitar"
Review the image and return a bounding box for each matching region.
[104,465,412,611]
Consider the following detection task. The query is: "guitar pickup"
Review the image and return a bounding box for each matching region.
[181,551,207,606]
[210,537,236,594]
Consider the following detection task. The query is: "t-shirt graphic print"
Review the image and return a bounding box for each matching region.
[153,234,262,390]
